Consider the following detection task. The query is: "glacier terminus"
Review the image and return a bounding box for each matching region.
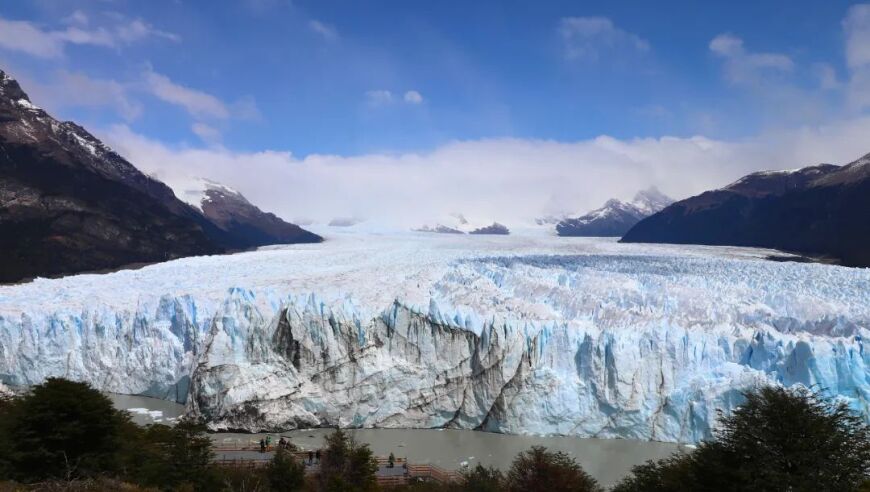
[0,231,868,444]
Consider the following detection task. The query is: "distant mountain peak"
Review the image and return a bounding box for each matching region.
[0,70,30,103]
[632,186,672,213]
[556,188,674,237]
[175,177,244,212]
[169,175,321,245]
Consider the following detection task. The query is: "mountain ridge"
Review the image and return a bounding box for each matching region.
[621,157,870,267]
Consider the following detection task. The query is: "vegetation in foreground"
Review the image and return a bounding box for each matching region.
[0,379,868,491]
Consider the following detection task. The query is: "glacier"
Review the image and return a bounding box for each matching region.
[0,232,868,443]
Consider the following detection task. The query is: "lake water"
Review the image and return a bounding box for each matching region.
[111,394,685,487]
[108,393,186,425]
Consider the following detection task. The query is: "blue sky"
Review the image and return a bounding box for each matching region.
[1,1,870,225]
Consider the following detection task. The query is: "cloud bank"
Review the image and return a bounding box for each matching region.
[104,117,870,228]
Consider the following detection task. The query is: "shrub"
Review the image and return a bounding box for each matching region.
[265,448,305,491]
[0,378,127,482]
[614,386,870,492]
[506,446,602,492]
[459,463,504,492]
[317,428,378,492]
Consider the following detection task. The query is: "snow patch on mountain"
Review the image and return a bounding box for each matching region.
[171,177,242,213]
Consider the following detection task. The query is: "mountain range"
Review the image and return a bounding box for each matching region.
[0,69,319,283]
[556,187,673,237]
[622,158,870,267]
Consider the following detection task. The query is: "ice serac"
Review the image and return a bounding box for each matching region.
[187,294,868,443]
[1,236,868,443]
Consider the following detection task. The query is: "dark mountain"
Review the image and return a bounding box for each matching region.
[176,178,321,247]
[621,159,870,267]
[0,69,318,283]
[0,70,224,282]
[414,224,464,234]
[469,222,510,235]
[556,188,673,237]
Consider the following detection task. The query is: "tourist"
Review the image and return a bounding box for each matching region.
[315,449,321,463]
[259,439,266,453]
[388,452,395,468]
[308,450,314,464]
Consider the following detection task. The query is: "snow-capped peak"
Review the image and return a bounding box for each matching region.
[556,188,674,237]
[631,186,673,214]
[173,177,243,212]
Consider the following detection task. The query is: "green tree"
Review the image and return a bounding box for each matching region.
[459,463,504,492]
[506,446,602,492]
[317,428,378,492]
[129,419,217,491]
[265,447,305,491]
[614,386,870,492]
[0,378,128,482]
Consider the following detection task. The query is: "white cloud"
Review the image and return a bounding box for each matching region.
[366,89,424,107]
[309,20,338,41]
[63,11,89,26]
[558,17,649,61]
[48,70,142,120]
[0,17,66,58]
[843,4,870,111]
[709,33,793,86]
[115,19,180,43]
[813,63,841,90]
[708,34,743,57]
[191,122,222,143]
[144,70,230,119]
[103,117,870,228]
[0,15,178,59]
[403,90,423,104]
[365,89,394,106]
[844,4,870,69]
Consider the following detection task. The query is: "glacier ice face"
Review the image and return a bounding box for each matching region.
[0,234,868,443]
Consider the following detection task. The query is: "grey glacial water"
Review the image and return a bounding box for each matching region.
[108,393,185,425]
[229,428,685,487]
[109,393,684,487]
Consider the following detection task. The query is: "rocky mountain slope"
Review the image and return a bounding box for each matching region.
[621,158,870,267]
[175,178,321,248]
[469,222,510,235]
[0,70,223,283]
[557,188,673,237]
[0,69,319,283]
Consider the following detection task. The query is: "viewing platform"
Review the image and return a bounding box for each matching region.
[212,445,462,486]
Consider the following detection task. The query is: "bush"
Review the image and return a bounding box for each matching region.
[506,446,602,492]
[127,419,218,491]
[0,378,127,482]
[614,386,870,492]
[265,448,304,491]
[0,378,221,491]
[459,463,504,492]
[317,428,378,492]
